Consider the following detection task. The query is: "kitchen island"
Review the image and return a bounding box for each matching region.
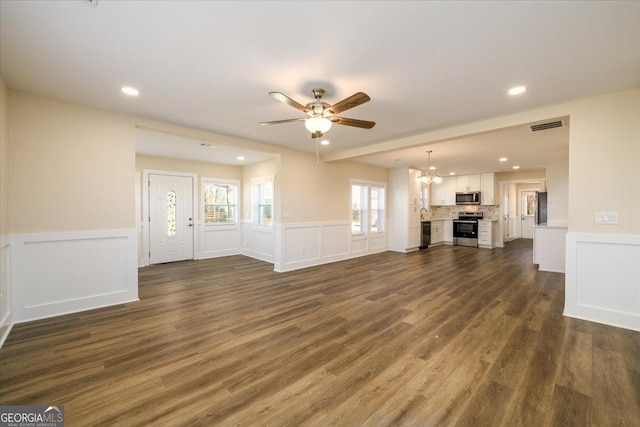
[533,223,568,272]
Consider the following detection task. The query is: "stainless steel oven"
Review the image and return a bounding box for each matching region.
[453,212,483,247]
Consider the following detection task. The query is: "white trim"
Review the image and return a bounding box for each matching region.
[142,169,198,267]
[565,232,640,332]
[135,172,145,267]
[0,235,12,348]
[11,229,139,323]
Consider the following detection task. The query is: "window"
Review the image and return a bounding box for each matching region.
[253,179,273,226]
[351,183,367,234]
[203,180,238,225]
[351,181,386,235]
[420,186,429,210]
[370,185,385,233]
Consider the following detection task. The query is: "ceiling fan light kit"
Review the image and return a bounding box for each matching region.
[416,150,443,184]
[304,116,332,135]
[260,88,375,138]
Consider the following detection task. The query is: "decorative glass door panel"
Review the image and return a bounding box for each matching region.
[149,174,194,264]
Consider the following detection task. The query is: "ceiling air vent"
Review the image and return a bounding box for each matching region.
[530,120,563,132]
[80,0,98,6]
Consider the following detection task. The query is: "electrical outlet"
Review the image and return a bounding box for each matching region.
[595,212,619,224]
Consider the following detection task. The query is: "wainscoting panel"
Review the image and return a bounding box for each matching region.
[199,226,241,259]
[275,221,387,272]
[284,225,321,265]
[11,229,139,323]
[0,235,12,347]
[565,232,640,331]
[241,222,275,264]
[322,224,350,259]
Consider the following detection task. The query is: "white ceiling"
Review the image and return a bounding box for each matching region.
[1,1,638,171]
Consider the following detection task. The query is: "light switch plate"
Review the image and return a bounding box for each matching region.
[595,212,619,224]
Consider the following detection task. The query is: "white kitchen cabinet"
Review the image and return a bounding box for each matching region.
[478,220,498,249]
[389,167,423,252]
[481,173,496,205]
[456,174,481,193]
[431,176,456,206]
[431,220,444,245]
[409,206,421,248]
[444,220,453,244]
[409,168,422,206]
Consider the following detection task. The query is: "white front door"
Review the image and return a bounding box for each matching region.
[520,191,536,239]
[149,174,194,264]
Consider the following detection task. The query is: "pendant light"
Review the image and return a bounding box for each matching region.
[416,150,443,184]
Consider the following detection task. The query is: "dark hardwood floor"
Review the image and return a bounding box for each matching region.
[1,240,639,426]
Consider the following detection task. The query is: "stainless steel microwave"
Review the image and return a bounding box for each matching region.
[455,192,481,205]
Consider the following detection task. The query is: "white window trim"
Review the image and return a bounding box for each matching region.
[252,176,275,228]
[350,179,387,237]
[201,177,240,229]
[369,182,386,236]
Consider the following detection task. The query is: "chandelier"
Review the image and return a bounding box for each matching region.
[416,150,443,184]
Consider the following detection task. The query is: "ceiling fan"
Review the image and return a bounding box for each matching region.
[260,88,375,138]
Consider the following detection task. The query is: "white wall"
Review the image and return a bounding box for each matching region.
[564,89,640,331]
[7,91,139,325]
[546,162,569,226]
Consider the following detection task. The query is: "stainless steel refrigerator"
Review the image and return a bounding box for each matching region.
[535,191,548,225]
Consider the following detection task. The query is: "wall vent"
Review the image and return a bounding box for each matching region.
[530,120,563,132]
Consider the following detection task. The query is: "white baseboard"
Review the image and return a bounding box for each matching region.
[11,229,139,323]
[564,232,640,332]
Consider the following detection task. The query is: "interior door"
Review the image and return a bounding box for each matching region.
[149,174,194,264]
[520,191,536,239]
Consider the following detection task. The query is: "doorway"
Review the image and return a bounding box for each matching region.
[519,190,536,239]
[146,172,196,264]
[498,179,545,247]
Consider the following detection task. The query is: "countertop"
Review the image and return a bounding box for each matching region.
[533,223,568,229]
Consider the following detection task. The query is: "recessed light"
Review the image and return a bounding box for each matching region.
[449,172,456,176]
[508,86,526,96]
[512,165,520,170]
[499,157,508,162]
[321,140,330,146]
[429,166,436,171]
[121,86,139,96]
[237,156,245,161]
[200,143,218,149]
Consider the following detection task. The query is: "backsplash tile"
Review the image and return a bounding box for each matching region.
[421,205,500,221]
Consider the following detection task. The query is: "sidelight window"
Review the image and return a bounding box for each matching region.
[167,190,177,236]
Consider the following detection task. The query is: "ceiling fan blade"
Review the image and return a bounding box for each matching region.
[269,92,309,113]
[259,118,305,125]
[329,92,370,114]
[331,116,376,129]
